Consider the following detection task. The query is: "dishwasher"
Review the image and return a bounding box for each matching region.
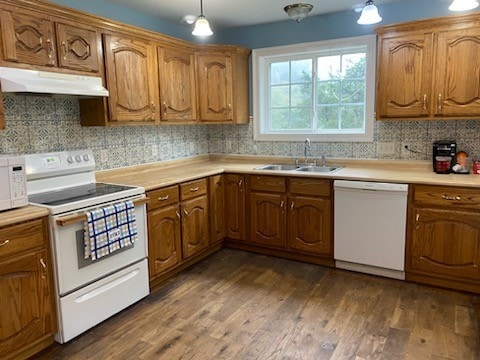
[334,180,408,280]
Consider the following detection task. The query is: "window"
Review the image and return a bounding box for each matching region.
[253,35,376,142]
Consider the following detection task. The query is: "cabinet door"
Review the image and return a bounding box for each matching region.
[209,175,226,244]
[288,196,331,256]
[147,204,181,277]
[0,9,56,66]
[55,22,100,73]
[435,27,480,116]
[225,174,245,241]
[250,192,287,248]
[182,195,209,259]
[158,47,197,122]
[196,53,233,122]
[0,250,55,358]
[103,34,159,123]
[377,33,434,118]
[410,208,480,280]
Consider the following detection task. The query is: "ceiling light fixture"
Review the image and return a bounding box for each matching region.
[357,0,382,25]
[448,0,479,11]
[284,3,313,22]
[192,0,213,37]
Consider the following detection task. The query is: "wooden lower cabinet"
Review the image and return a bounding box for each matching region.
[147,204,181,276]
[288,195,331,255]
[181,194,209,259]
[0,217,56,360]
[209,175,226,244]
[225,174,245,241]
[250,192,287,247]
[407,185,480,293]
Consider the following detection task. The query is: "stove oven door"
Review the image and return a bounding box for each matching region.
[50,199,148,296]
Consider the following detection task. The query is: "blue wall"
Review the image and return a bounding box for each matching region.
[48,0,479,48]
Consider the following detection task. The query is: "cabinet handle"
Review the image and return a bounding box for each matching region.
[228,104,232,116]
[184,209,189,216]
[163,101,168,116]
[0,239,10,247]
[46,38,53,59]
[290,201,295,214]
[176,211,181,220]
[150,101,156,115]
[158,195,169,201]
[61,41,68,60]
[280,200,285,213]
[422,94,427,110]
[238,179,243,192]
[40,258,47,279]
[437,93,443,112]
[190,187,199,192]
[415,212,420,230]
[442,195,461,201]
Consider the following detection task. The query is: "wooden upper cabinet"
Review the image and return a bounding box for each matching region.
[55,22,100,73]
[196,53,234,122]
[435,27,480,117]
[376,32,433,118]
[158,46,197,122]
[103,33,159,123]
[1,8,56,67]
[376,13,480,120]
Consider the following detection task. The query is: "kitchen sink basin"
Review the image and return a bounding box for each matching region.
[255,164,343,173]
[295,165,343,173]
[255,164,302,171]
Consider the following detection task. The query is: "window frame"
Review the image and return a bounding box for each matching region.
[252,35,377,142]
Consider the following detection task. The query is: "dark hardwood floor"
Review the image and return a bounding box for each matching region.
[35,249,480,359]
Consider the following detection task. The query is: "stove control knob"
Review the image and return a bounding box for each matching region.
[67,156,75,164]
[83,154,90,161]
[75,155,82,162]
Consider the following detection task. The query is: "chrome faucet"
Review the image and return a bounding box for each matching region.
[304,138,311,164]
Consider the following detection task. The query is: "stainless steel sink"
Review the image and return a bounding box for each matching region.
[295,165,343,173]
[254,164,302,171]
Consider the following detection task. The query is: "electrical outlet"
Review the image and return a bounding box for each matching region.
[377,142,395,155]
[100,150,108,162]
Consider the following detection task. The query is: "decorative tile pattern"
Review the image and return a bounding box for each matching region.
[2,95,480,170]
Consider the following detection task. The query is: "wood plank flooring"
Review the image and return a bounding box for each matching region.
[35,249,480,360]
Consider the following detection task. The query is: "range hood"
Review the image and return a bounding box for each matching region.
[0,67,109,97]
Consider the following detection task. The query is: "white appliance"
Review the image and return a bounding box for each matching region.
[334,180,408,280]
[0,67,109,97]
[0,155,27,211]
[25,150,149,343]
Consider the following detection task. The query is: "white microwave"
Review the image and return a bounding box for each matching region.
[0,155,28,211]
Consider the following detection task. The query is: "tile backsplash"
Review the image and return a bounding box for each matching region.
[1,95,480,170]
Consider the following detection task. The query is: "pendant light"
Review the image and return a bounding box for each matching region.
[192,0,213,36]
[448,0,479,11]
[357,0,382,25]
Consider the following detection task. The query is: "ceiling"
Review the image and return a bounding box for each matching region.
[106,0,405,30]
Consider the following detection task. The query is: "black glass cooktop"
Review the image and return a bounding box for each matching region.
[29,182,136,206]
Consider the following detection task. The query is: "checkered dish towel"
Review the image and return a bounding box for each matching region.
[84,200,138,261]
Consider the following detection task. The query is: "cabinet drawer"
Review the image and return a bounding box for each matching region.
[289,178,331,197]
[250,176,286,193]
[147,185,179,211]
[180,178,207,200]
[0,218,46,259]
[413,185,480,209]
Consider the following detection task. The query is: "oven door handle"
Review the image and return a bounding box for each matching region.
[55,197,150,227]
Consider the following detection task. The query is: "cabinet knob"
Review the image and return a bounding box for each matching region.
[422,94,427,110]
[40,258,47,279]
[0,239,10,247]
[62,41,68,60]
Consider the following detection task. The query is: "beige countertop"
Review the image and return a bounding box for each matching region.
[95,155,480,191]
[0,205,50,228]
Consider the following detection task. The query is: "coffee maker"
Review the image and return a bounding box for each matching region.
[433,140,456,173]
